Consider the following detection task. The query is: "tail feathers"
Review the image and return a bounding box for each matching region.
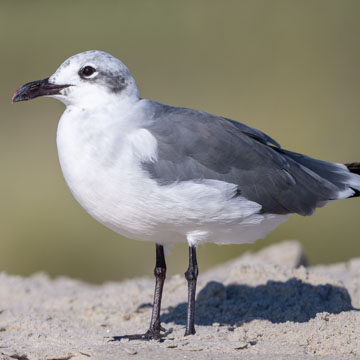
[275,148,360,200]
[345,162,360,197]
[346,162,360,175]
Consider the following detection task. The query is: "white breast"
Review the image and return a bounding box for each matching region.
[56,100,158,238]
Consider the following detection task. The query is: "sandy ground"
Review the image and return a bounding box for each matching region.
[0,240,360,360]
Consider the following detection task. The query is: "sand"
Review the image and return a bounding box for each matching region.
[0,240,359,360]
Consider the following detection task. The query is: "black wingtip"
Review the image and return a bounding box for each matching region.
[345,162,360,175]
[345,162,360,198]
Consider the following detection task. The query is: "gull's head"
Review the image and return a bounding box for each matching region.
[12,50,139,106]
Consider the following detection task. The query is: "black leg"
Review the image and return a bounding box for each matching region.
[184,245,198,336]
[110,243,168,342]
[146,243,167,336]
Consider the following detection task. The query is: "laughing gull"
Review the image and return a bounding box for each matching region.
[12,50,360,339]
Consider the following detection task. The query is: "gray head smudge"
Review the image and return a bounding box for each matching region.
[87,69,127,93]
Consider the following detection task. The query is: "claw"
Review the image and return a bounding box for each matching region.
[184,327,196,336]
[110,328,173,343]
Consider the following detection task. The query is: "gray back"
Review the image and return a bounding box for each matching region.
[143,102,348,215]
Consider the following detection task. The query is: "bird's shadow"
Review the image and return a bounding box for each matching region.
[158,278,355,326]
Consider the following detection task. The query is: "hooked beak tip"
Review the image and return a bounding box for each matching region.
[11,89,19,104]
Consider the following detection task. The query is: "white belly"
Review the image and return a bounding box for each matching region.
[56,106,289,246]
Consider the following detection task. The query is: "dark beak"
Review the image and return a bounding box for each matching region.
[12,78,71,103]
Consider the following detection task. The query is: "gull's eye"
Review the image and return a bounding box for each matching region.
[79,66,96,78]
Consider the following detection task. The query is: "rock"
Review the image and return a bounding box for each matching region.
[123,347,137,355]
[239,240,308,268]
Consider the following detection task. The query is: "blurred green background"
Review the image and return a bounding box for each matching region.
[1,0,360,283]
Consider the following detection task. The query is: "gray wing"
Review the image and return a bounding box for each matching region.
[142,102,346,215]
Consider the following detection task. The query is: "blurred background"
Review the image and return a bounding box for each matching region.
[1,0,360,283]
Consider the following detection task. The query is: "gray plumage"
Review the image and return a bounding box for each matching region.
[143,101,355,216]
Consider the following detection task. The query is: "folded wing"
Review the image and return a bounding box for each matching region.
[143,102,359,216]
